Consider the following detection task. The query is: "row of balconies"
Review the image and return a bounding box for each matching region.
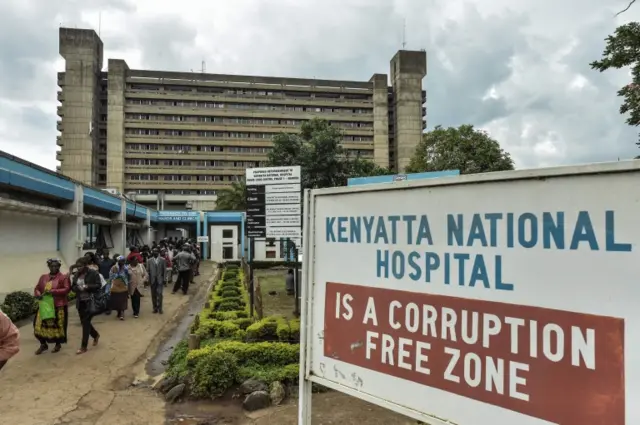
[122,120,374,137]
[124,166,249,175]
[124,181,238,189]
[122,118,374,133]
[125,89,374,107]
[121,135,374,148]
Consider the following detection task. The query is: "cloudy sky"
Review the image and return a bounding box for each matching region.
[1,0,638,170]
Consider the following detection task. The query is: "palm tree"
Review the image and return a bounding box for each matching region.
[215,180,246,211]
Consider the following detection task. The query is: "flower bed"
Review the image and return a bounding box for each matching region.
[164,264,301,403]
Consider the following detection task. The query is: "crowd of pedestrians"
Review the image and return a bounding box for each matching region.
[0,238,200,367]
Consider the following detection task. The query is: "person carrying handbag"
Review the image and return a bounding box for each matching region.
[70,256,102,355]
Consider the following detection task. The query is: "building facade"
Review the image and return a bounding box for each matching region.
[56,28,427,209]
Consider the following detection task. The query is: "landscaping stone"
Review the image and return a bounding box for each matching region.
[240,378,268,394]
[243,390,271,412]
[156,375,178,394]
[165,383,186,403]
[269,381,286,405]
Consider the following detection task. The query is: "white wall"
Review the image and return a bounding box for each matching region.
[254,240,281,261]
[209,225,239,262]
[0,211,68,299]
[253,238,300,261]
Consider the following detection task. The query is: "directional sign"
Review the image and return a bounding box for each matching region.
[245,166,302,240]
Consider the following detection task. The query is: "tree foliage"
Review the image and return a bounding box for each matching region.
[591,22,640,132]
[266,118,393,189]
[406,125,514,175]
[215,180,246,211]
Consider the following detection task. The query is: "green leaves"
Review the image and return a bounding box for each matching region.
[406,125,514,175]
[267,118,392,189]
[591,22,640,131]
[215,180,246,211]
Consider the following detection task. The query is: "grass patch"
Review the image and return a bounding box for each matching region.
[256,270,294,319]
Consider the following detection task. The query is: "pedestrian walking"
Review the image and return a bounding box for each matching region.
[98,251,115,315]
[172,246,196,295]
[0,307,20,372]
[33,258,71,354]
[161,248,173,286]
[127,256,147,318]
[147,249,166,313]
[70,257,103,355]
[108,256,130,320]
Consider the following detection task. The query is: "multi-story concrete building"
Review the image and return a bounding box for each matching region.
[56,28,426,209]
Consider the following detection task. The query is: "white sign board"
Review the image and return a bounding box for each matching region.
[266,183,301,194]
[266,215,301,227]
[267,226,301,238]
[246,165,302,240]
[196,236,209,243]
[266,192,301,205]
[299,162,636,425]
[266,204,301,216]
[246,166,301,186]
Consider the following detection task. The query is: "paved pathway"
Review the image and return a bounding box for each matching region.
[0,263,215,425]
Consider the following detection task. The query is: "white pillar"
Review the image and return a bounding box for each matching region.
[111,198,127,256]
[59,184,83,266]
[141,209,152,245]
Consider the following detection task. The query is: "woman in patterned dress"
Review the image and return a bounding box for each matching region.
[33,259,71,354]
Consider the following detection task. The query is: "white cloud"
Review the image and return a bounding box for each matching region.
[0,0,639,170]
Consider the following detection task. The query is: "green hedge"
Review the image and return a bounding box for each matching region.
[246,316,301,343]
[185,340,300,395]
[221,260,301,270]
[169,264,302,400]
[194,267,252,340]
[0,291,36,322]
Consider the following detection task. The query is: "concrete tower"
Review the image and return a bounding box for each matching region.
[58,28,103,185]
[390,50,427,172]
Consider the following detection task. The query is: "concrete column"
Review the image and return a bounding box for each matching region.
[58,28,103,185]
[106,59,129,192]
[59,184,84,266]
[241,213,246,259]
[203,214,209,260]
[390,50,427,172]
[369,74,390,169]
[111,198,127,255]
[141,210,152,245]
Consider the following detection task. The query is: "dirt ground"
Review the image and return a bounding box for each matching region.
[1,264,416,425]
[168,391,419,425]
[0,262,216,425]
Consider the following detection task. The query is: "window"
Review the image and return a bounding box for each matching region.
[222,246,234,259]
[83,224,113,249]
[222,229,234,239]
[266,250,276,259]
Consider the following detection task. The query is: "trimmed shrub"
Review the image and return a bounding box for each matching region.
[222,261,300,270]
[212,341,300,365]
[246,318,279,341]
[1,291,36,322]
[289,319,301,342]
[196,320,240,339]
[217,299,243,312]
[238,363,299,385]
[166,339,190,378]
[190,349,239,398]
[220,287,241,298]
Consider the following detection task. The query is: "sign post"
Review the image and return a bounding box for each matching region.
[299,163,636,425]
[245,166,302,316]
